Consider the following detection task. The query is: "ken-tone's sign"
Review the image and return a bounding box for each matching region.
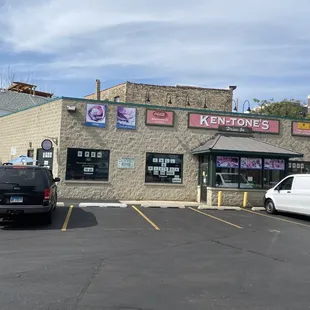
[188,113,280,134]
[146,110,174,126]
[292,121,310,136]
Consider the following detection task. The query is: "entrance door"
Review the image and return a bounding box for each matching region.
[200,163,208,202]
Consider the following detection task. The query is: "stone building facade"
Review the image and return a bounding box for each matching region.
[84,81,235,112]
[0,96,310,206]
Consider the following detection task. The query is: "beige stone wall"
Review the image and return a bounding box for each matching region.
[84,82,233,112]
[0,100,63,177]
[84,83,127,102]
[126,82,233,112]
[57,99,215,201]
[207,188,266,207]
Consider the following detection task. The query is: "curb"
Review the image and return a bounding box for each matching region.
[141,204,185,209]
[57,202,65,207]
[78,202,127,208]
[251,207,265,211]
[198,206,242,210]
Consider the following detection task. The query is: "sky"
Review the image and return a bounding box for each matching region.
[0,0,310,109]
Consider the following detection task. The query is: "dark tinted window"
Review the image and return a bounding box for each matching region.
[145,153,183,184]
[0,168,47,190]
[65,148,110,181]
[277,177,293,191]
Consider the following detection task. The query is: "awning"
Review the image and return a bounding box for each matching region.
[192,135,303,158]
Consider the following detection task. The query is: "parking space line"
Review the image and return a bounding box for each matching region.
[132,206,160,230]
[188,207,242,229]
[242,208,310,228]
[61,205,74,232]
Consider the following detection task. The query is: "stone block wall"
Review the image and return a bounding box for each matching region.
[57,99,216,201]
[84,83,127,102]
[0,100,62,177]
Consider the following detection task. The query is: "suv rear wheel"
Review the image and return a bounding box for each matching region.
[265,199,276,214]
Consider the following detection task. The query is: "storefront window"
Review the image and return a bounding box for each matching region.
[263,159,285,188]
[145,153,183,184]
[216,156,240,188]
[65,148,110,181]
[288,161,310,174]
[240,157,262,188]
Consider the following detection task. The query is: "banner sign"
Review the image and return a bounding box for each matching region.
[146,110,174,126]
[116,106,136,130]
[188,113,280,134]
[85,104,107,128]
[292,121,310,136]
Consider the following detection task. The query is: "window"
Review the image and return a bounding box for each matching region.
[263,158,285,189]
[216,156,240,188]
[289,161,310,174]
[65,148,110,181]
[240,157,262,188]
[276,177,293,191]
[145,153,183,184]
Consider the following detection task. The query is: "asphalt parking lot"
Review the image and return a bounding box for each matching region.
[1,205,310,309]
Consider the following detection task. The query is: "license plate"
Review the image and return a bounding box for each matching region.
[10,196,23,203]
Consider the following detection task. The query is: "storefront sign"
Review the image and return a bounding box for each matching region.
[188,113,280,134]
[241,158,262,169]
[118,158,135,169]
[216,156,239,168]
[85,103,107,128]
[146,110,174,126]
[41,139,53,151]
[116,107,136,130]
[292,121,310,136]
[218,126,252,133]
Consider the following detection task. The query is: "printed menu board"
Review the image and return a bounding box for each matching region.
[264,159,285,170]
[241,158,262,170]
[145,153,183,184]
[216,156,239,168]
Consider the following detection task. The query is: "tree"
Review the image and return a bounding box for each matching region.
[252,98,308,118]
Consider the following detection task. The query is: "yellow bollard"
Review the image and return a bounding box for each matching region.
[243,192,248,208]
[218,191,223,207]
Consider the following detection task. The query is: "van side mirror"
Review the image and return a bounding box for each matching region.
[54,177,61,183]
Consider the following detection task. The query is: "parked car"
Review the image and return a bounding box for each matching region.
[264,174,310,215]
[0,164,60,224]
[216,173,253,189]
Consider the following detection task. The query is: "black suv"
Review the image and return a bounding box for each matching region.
[0,165,60,224]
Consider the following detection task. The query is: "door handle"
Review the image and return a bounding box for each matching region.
[287,191,291,193]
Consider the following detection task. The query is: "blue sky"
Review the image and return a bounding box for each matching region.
[1,0,310,109]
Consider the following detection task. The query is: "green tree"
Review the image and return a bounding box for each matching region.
[252,98,308,118]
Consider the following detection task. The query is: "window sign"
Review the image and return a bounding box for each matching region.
[264,159,285,170]
[145,153,183,184]
[216,156,239,168]
[116,107,136,130]
[241,158,262,170]
[65,148,110,181]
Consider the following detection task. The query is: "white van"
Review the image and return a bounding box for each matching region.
[264,174,310,215]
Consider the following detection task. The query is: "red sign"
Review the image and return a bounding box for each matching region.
[292,121,310,136]
[188,113,279,134]
[146,110,174,126]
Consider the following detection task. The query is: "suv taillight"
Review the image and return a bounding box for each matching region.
[44,188,51,200]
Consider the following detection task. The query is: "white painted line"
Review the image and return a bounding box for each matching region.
[56,202,65,207]
[198,206,241,211]
[78,202,127,208]
[141,204,185,209]
[251,207,265,211]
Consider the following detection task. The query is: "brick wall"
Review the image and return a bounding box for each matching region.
[0,100,62,177]
[84,83,127,102]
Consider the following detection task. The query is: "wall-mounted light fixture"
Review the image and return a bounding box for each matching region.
[166,94,172,104]
[232,99,238,112]
[186,95,190,106]
[243,100,251,113]
[67,105,76,112]
[145,91,150,103]
[204,98,207,109]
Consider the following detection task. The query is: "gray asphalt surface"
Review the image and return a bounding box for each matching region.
[1,205,310,309]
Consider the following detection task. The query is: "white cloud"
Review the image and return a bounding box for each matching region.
[1,0,310,101]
